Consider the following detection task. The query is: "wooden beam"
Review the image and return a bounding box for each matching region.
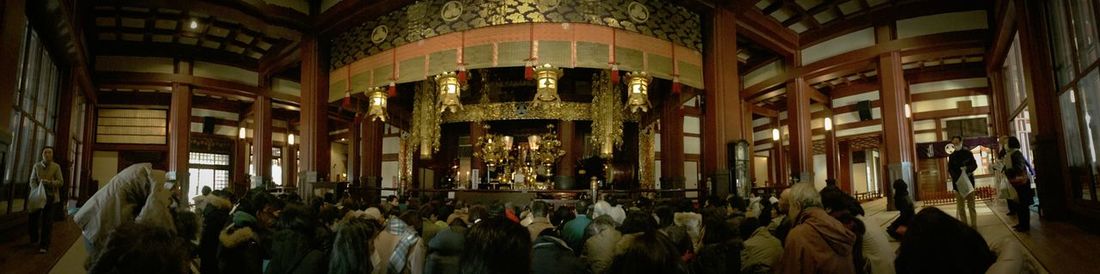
[800,0,988,49]
[95,41,260,70]
[985,0,1016,70]
[751,104,779,117]
[105,0,307,35]
[735,2,799,57]
[912,106,990,120]
[96,71,301,103]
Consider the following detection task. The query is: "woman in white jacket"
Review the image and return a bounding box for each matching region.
[73,163,176,258]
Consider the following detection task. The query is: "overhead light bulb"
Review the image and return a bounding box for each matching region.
[904,103,912,118]
[772,128,780,141]
[824,117,833,131]
[189,20,198,30]
[238,127,246,139]
[288,133,295,145]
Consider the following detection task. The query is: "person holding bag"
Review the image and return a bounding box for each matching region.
[947,136,978,227]
[993,136,1019,214]
[29,147,64,254]
[1003,136,1035,232]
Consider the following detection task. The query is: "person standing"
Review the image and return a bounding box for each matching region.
[29,147,63,254]
[1003,136,1035,232]
[947,136,978,227]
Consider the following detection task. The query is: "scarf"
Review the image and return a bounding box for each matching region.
[385,217,419,274]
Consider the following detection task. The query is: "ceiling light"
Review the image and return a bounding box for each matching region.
[238,127,246,139]
[824,117,833,131]
[625,71,652,113]
[189,20,198,30]
[288,133,295,145]
[772,128,780,141]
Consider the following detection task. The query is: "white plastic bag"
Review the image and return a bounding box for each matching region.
[997,173,1018,201]
[28,182,47,211]
[956,169,975,197]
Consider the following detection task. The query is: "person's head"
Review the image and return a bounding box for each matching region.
[777,188,792,214]
[605,232,685,274]
[788,182,822,221]
[41,147,54,162]
[530,200,549,218]
[201,186,212,196]
[575,201,591,216]
[893,179,910,195]
[460,217,532,274]
[552,205,576,227]
[619,210,658,234]
[896,207,995,274]
[825,178,837,187]
[701,213,735,245]
[739,217,762,240]
[88,223,190,274]
[951,136,964,147]
[468,205,490,225]
[655,205,675,228]
[590,215,618,234]
[1007,136,1022,149]
[998,136,1009,147]
[821,187,865,216]
[329,218,381,274]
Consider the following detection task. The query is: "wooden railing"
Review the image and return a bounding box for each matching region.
[854,191,883,202]
[919,186,997,206]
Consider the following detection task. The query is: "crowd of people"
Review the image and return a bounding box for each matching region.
[65,159,1035,274]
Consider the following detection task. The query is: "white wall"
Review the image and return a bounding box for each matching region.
[802,28,875,64]
[753,156,769,186]
[92,151,119,189]
[330,143,347,181]
[852,162,869,193]
[897,10,988,39]
[813,154,827,190]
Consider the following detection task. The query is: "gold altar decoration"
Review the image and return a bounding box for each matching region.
[528,125,566,167]
[411,81,442,159]
[591,70,625,159]
[531,63,563,109]
[625,71,652,113]
[639,124,656,189]
[436,72,462,113]
[367,87,389,122]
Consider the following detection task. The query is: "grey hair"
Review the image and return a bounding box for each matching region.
[789,182,822,210]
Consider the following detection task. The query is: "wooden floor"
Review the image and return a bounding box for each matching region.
[987,201,1100,274]
[0,214,81,274]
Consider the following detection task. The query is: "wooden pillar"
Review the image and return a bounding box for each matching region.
[838,141,853,193]
[824,112,839,181]
[252,95,273,188]
[347,117,361,185]
[786,77,813,184]
[769,117,786,187]
[469,122,486,185]
[702,7,745,197]
[988,71,1009,136]
[0,0,25,134]
[361,119,383,201]
[233,136,249,194]
[877,22,915,210]
[556,120,576,188]
[1016,0,1067,219]
[53,70,75,200]
[299,35,330,202]
[168,82,192,202]
[78,103,96,204]
[660,92,685,194]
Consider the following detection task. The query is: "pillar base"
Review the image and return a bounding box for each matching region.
[886,162,914,211]
[554,176,576,190]
[299,171,319,204]
[709,170,731,197]
[167,171,190,206]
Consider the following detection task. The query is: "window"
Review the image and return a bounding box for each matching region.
[188,152,230,202]
[1050,0,1076,86]
[3,23,62,213]
[1070,0,1099,68]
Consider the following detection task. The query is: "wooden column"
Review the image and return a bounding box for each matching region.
[0,0,25,135]
[299,35,330,202]
[660,92,685,193]
[53,70,76,200]
[556,120,576,188]
[469,122,485,184]
[877,23,915,210]
[786,77,813,184]
[233,136,249,194]
[769,117,786,187]
[824,112,840,181]
[1016,0,1067,219]
[838,141,853,193]
[702,7,745,196]
[347,118,361,185]
[360,119,383,203]
[252,95,273,188]
[988,71,1009,136]
[168,81,192,201]
[78,103,96,204]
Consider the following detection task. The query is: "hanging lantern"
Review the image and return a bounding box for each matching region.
[502,136,514,151]
[625,71,652,113]
[367,87,388,122]
[532,63,563,108]
[436,71,462,113]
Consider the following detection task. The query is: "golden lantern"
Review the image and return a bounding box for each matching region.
[436,71,462,113]
[367,87,388,122]
[528,134,541,151]
[625,71,652,113]
[532,63,563,108]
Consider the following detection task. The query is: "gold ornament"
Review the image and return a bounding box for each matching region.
[591,70,625,159]
[411,81,442,159]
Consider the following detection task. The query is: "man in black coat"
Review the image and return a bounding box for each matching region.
[947,136,978,227]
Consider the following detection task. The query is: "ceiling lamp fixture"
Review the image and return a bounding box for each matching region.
[368,87,389,122]
[436,71,461,113]
[239,127,246,139]
[288,133,295,145]
[824,117,833,131]
[904,103,912,118]
[772,128,781,141]
[532,63,563,108]
[625,71,652,113]
[189,20,198,30]
[528,134,541,151]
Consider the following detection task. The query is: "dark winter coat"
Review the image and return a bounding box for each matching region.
[691,239,744,274]
[531,235,589,274]
[947,148,977,190]
[199,196,232,274]
[218,212,267,274]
